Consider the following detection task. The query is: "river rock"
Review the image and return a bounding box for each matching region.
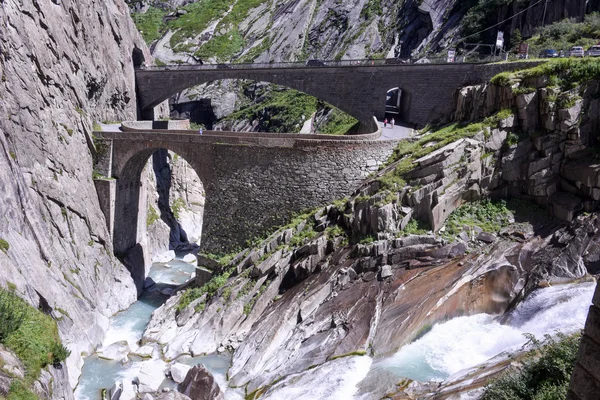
[476,232,496,243]
[182,254,197,265]
[132,345,156,359]
[155,250,177,264]
[179,365,224,400]
[156,391,193,400]
[109,381,123,400]
[98,341,130,361]
[137,361,168,393]
[170,363,192,384]
[379,265,393,279]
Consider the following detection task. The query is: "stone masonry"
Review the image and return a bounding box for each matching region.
[135,62,542,130]
[94,129,398,255]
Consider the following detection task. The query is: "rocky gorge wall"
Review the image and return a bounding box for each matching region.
[0,0,159,395]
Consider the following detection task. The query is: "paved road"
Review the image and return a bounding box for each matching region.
[377,120,414,140]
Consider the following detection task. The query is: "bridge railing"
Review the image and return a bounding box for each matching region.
[137,55,496,71]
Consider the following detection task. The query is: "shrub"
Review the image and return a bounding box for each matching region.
[0,238,9,254]
[0,290,26,342]
[443,199,512,237]
[0,289,69,381]
[483,332,581,400]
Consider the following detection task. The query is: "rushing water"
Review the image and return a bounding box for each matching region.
[379,281,596,382]
[74,258,236,400]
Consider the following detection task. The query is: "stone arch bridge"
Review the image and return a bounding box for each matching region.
[93,125,396,262]
[135,61,541,130]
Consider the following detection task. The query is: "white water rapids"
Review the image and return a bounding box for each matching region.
[75,261,595,400]
[379,281,596,382]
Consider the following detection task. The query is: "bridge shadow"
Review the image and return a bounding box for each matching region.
[152,149,201,255]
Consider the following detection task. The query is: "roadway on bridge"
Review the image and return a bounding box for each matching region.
[377,120,414,140]
[100,121,412,140]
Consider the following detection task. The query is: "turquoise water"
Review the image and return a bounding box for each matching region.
[74,259,233,400]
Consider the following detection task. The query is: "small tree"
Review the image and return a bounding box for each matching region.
[510,28,523,52]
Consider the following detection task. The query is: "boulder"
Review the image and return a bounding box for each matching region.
[379,265,393,280]
[137,361,168,393]
[156,392,192,400]
[170,363,192,384]
[179,364,224,400]
[98,341,130,361]
[476,232,496,243]
[182,254,197,265]
[109,381,123,400]
[155,250,176,264]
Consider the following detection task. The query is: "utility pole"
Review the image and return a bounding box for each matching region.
[542,0,548,27]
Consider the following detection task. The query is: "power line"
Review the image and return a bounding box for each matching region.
[456,0,544,45]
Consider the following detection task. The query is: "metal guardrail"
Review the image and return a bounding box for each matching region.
[137,55,498,71]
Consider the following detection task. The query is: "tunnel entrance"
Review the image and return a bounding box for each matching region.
[132,47,145,68]
[385,87,402,119]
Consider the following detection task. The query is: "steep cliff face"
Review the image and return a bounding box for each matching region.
[0,0,153,393]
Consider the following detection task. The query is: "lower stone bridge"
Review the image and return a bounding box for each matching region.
[136,61,542,131]
[93,124,397,263]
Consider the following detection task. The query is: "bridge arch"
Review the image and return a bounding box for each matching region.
[137,73,369,130]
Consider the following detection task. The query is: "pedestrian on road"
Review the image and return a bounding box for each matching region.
[199,127,203,135]
[384,118,388,128]
[391,118,395,128]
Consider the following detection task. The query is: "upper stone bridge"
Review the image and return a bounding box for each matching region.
[93,123,397,261]
[136,61,542,130]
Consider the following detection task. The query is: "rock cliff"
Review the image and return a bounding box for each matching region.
[0,0,154,394]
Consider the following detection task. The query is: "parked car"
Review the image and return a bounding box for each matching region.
[569,46,585,57]
[306,59,326,66]
[539,49,559,58]
[588,45,600,57]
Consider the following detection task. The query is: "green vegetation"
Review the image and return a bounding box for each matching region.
[398,219,429,236]
[92,121,102,131]
[483,333,581,400]
[377,110,513,191]
[289,224,318,247]
[7,380,37,400]
[146,204,160,227]
[330,350,367,361]
[176,271,232,312]
[131,7,166,44]
[194,30,245,61]
[0,289,70,386]
[171,197,186,220]
[525,13,600,58]
[318,108,359,135]
[0,238,9,254]
[491,57,600,91]
[225,86,318,133]
[442,199,512,237]
[169,1,233,50]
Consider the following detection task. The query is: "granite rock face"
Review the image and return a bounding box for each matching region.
[0,0,155,393]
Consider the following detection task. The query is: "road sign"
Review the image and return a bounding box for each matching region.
[447,48,456,63]
[496,31,505,47]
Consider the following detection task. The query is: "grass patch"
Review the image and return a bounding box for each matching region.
[377,110,513,191]
[176,271,232,312]
[0,238,9,254]
[0,289,70,383]
[225,86,318,133]
[171,197,186,220]
[318,108,359,135]
[483,332,581,400]
[131,7,167,44]
[442,199,512,237]
[146,204,160,227]
[330,350,367,361]
[398,219,429,236]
